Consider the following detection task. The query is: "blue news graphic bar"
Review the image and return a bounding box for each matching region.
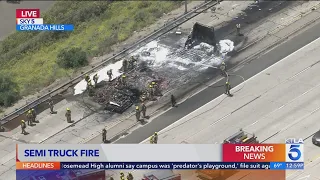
[60,162,273,170]
[270,162,304,170]
[16,24,74,31]
[285,162,304,170]
[270,162,286,170]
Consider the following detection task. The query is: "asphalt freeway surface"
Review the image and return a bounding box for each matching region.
[114,21,320,144]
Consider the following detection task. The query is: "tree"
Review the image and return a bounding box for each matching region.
[0,73,20,107]
[57,47,88,69]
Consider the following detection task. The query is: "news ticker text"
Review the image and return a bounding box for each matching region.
[17,162,304,170]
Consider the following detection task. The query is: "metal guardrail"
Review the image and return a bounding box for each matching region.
[0,0,221,125]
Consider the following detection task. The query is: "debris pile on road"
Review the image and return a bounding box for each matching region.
[91,59,167,113]
[79,22,235,114]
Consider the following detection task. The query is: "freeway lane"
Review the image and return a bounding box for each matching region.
[91,19,320,144]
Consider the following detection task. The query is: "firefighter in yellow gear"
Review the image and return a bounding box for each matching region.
[26,110,33,126]
[140,93,147,102]
[120,172,125,180]
[87,79,93,88]
[129,56,137,70]
[135,105,140,121]
[84,74,90,82]
[122,59,128,72]
[171,94,177,107]
[107,69,113,81]
[93,74,99,85]
[127,172,134,180]
[121,75,127,86]
[87,80,95,96]
[220,62,227,76]
[65,108,72,123]
[149,135,154,144]
[21,120,27,134]
[153,132,158,144]
[151,81,161,96]
[149,84,155,97]
[236,23,241,36]
[150,132,158,144]
[225,81,232,97]
[220,62,226,71]
[31,109,37,122]
[141,103,147,118]
[48,97,55,114]
[102,128,107,143]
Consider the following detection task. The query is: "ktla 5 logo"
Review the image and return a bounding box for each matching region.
[286,144,304,162]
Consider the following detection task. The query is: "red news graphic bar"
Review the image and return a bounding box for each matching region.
[16,9,40,18]
[223,144,286,162]
[16,162,60,170]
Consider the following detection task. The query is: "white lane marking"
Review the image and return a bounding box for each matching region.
[296,175,311,180]
[287,155,320,179]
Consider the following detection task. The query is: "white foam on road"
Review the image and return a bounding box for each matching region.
[193,42,215,54]
[73,39,235,95]
[133,40,234,71]
[219,39,234,56]
[74,60,123,95]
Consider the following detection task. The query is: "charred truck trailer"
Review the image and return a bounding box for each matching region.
[93,62,164,114]
[96,23,217,114]
[185,22,217,49]
[105,87,140,114]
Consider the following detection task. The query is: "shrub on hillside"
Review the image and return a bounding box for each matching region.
[0,73,20,107]
[57,47,88,69]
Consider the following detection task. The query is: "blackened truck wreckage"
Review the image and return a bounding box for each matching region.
[93,60,164,114]
[91,22,219,114]
[185,22,217,50]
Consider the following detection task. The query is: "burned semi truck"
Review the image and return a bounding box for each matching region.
[104,87,140,114]
[197,129,258,180]
[185,22,217,50]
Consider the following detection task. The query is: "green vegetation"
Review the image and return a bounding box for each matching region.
[57,47,88,69]
[0,73,20,107]
[0,1,181,107]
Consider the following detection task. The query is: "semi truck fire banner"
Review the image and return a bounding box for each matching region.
[16,144,303,170]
